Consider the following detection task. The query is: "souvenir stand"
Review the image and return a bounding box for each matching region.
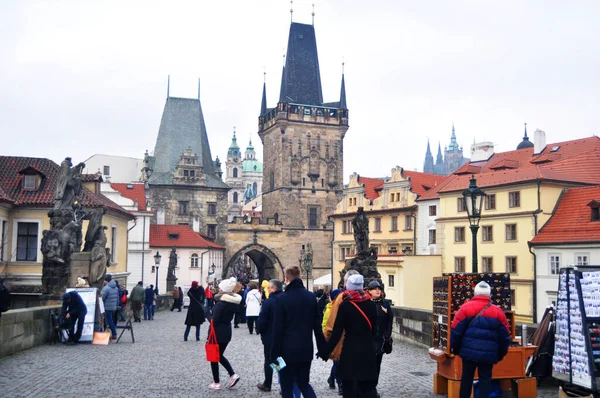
[430,273,537,398]
[552,266,600,396]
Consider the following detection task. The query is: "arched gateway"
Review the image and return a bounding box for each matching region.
[225,243,284,282]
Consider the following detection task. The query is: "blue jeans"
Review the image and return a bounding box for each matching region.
[184,325,200,341]
[144,305,152,320]
[117,307,126,321]
[105,310,117,337]
[278,372,301,398]
[330,360,342,386]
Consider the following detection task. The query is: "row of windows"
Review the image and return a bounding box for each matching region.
[454,256,518,273]
[339,244,410,260]
[457,192,519,212]
[453,224,518,242]
[342,215,412,233]
[179,201,217,216]
[548,253,590,274]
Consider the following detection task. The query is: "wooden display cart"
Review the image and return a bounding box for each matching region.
[430,273,538,398]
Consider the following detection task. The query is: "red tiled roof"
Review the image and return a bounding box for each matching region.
[358,176,385,202]
[149,225,224,249]
[0,156,133,219]
[416,174,456,201]
[531,186,600,245]
[402,170,447,197]
[438,137,600,193]
[82,173,103,182]
[111,183,147,211]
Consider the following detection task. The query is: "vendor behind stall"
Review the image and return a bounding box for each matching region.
[61,291,88,344]
[450,281,511,398]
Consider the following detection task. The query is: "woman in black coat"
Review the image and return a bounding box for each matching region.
[208,277,242,390]
[184,281,206,341]
[320,274,378,398]
[367,281,394,395]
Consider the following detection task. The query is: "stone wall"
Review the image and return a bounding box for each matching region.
[0,305,61,358]
[391,306,432,348]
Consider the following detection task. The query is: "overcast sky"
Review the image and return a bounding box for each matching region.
[1,0,599,180]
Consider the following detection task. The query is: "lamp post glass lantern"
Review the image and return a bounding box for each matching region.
[462,176,486,273]
[154,251,161,294]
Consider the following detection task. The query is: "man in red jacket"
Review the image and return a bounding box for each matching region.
[451,281,511,398]
[206,283,215,315]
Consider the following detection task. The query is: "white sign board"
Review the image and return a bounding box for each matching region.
[65,287,98,342]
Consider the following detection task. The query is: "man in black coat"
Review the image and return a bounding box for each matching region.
[255,279,283,392]
[271,265,326,398]
[61,291,87,344]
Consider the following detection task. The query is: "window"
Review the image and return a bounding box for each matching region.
[482,257,493,273]
[207,225,216,239]
[511,289,516,307]
[454,227,465,242]
[342,220,352,234]
[482,226,493,242]
[549,254,560,275]
[233,168,238,178]
[191,253,199,268]
[353,198,357,206]
[509,191,520,208]
[184,170,189,177]
[402,244,413,255]
[103,165,110,176]
[388,246,398,254]
[340,247,352,260]
[506,224,517,241]
[576,253,589,266]
[429,230,437,245]
[111,226,117,263]
[390,193,395,203]
[208,203,217,216]
[23,175,36,190]
[390,216,398,232]
[370,245,379,255]
[485,194,496,210]
[269,171,274,190]
[373,217,381,232]
[178,201,188,215]
[388,275,395,287]
[592,207,600,221]
[233,192,238,203]
[404,215,413,230]
[190,170,195,177]
[457,197,466,212]
[16,222,38,261]
[0,220,7,261]
[396,193,400,202]
[308,206,319,228]
[455,257,465,272]
[151,265,156,273]
[429,205,437,216]
[506,256,517,273]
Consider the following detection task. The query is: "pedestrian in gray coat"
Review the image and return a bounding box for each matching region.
[101,278,119,338]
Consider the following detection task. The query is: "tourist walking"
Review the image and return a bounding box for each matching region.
[61,290,87,344]
[315,285,328,320]
[129,281,144,322]
[171,286,180,312]
[178,286,184,311]
[322,288,342,394]
[184,281,206,341]
[367,281,394,397]
[271,265,326,398]
[116,282,128,322]
[234,283,246,328]
[451,281,511,398]
[245,282,262,334]
[208,277,241,390]
[255,279,283,392]
[205,283,214,315]
[319,274,378,398]
[144,284,155,320]
[324,270,360,362]
[101,276,119,339]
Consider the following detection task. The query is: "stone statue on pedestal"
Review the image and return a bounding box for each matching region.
[83,207,107,252]
[167,248,177,280]
[89,226,109,289]
[352,207,370,256]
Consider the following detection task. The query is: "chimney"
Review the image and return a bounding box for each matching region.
[157,208,165,225]
[470,141,495,162]
[534,129,546,155]
[192,216,200,233]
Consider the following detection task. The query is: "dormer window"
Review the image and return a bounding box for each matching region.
[168,233,179,240]
[23,175,36,190]
[588,200,600,221]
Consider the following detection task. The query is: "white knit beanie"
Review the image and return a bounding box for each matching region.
[346,274,364,291]
[474,281,491,297]
[219,277,238,293]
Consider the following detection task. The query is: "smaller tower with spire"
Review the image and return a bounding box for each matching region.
[517,122,534,149]
[423,139,434,174]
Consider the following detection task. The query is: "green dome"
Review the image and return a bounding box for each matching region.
[242,159,263,173]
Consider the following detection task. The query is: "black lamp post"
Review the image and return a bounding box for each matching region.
[154,251,161,294]
[462,176,486,273]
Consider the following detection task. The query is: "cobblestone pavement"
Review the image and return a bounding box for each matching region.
[0,309,559,397]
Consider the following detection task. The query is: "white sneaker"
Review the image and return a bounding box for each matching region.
[227,374,240,389]
[208,383,222,390]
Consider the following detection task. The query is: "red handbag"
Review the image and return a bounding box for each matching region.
[205,320,220,362]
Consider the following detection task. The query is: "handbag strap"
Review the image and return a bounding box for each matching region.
[189,292,203,306]
[208,320,217,344]
[349,301,372,330]
[468,302,492,328]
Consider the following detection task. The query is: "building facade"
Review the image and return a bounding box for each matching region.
[83,154,143,183]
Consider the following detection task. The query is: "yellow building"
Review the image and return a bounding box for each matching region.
[0,156,134,292]
[331,166,445,306]
[423,134,600,322]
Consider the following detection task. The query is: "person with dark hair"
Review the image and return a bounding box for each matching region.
[178,286,184,311]
[245,281,262,335]
[171,285,180,312]
[144,284,155,321]
[271,265,326,398]
[130,281,144,322]
[61,290,87,344]
[323,288,343,394]
[184,281,206,341]
[116,282,127,322]
[367,280,394,396]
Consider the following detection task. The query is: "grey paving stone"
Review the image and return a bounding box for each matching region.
[0,310,559,397]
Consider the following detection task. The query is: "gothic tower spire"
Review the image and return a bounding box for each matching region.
[424,139,434,174]
[260,71,267,116]
[339,62,347,109]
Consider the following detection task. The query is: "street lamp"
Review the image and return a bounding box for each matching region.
[154,251,161,294]
[462,175,486,273]
[299,244,313,290]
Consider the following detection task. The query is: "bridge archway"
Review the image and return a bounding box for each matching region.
[224,243,284,282]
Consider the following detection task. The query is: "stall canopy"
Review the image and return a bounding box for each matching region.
[313,273,332,286]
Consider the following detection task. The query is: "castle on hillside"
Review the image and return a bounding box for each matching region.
[423,124,470,175]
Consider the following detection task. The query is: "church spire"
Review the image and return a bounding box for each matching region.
[436,142,444,165]
[339,62,347,109]
[260,71,267,116]
[423,138,434,174]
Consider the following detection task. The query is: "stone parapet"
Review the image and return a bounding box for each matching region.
[0,305,61,358]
